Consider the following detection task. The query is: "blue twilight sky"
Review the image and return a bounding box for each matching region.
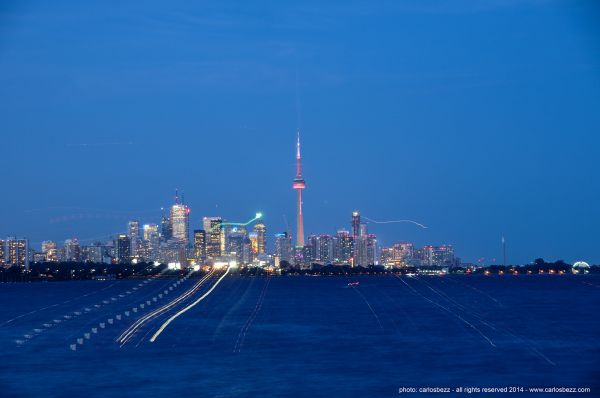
[1,1,599,264]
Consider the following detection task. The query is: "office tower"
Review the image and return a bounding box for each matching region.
[308,235,319,261]
[419,245,453,266]
[203,217,223,258]
[354,236,368,266]
[318,234,334,264]
[292,130,306,247]
[160,211,172,241]
[158,239,185,265]
[309,234,334,264]
[143,224,157,241]
[170,191,190,244]
[6,237,28,268]
[380,247,394,266]
[0,239,5,266]
[41,241,58,262]
[352,221,369,265]
[333,230,353,265]
[248,232,258,258]
[115,234,131,264]
[426,245,455,266]
[64,238,81,262]
[359,223,368,237]
[127,220,140,257]
[82,243,104,263]
[143,224,160,260]
[32,251,46,263]
[193,229,206,262]
[136,240,151,262]
[227,232,245,264]
[301,244,313,265]
[253,221,266,255]
[366,234,378,265]
[242,236,252,264]
[274,232,292,263]
[392,243,414,264]
[412,247,426,265]
[223,226,246,254]
[351,211,361,238]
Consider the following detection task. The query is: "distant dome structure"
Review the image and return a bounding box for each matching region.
[573,261,590,269]
[572,261,590,274]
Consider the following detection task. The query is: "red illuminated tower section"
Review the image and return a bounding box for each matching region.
[292,130,306,247]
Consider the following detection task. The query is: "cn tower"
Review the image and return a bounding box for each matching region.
[292,130,306,247]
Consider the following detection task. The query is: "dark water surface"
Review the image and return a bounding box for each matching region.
[0,274,598,397]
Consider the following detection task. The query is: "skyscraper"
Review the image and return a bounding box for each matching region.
[0,239,5,267]
[359,223,368,237]
[274,232,292,263]
[41,241,58,262]
[423,245,455,266]
[253,221,266,255]
[354,236,368,266]
[248,231,258,257]
[115,234,131,264]
[82,243,105,263]
[333,230,353,265]
[311,234,333,264]
[160,210,172,241]
[127,220,140,257]
[227,231,245,264]
[203,217,223,258]
[193,229,206,262]
[143,224,160,261]
[170,191,190,244]
[392,243,413,264]
[64,238,81,262]
[353,221,371,266]
[366,234,378,266]
[292,130,306,247]
[352,211,361,238]
[6,237,28,268]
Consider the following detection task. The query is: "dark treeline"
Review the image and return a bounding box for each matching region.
[0,261,187,283]
[1,258,597,282]
[241,263,408,277]
[470,258,599,274]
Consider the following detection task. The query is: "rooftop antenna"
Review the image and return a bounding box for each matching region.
[174,189,180,205]
[502,236,507,267]
[283,214,290,236]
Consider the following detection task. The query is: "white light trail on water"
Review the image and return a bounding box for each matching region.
[150,266,231,343]
[349,285,384,331]
[233,276,271,353]
[444,276,503,307]
[394,275,496,347]
[431,277,555,365]
[0,282,118,327]
[117,270,215,346]
[212,277,257,342]
[13,275,168,347]
[362,216,427,229]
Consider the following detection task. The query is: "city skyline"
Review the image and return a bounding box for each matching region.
[2,1,600,264]
[0,134,470,268]
[1,127,597,266]
[0,134,460,269]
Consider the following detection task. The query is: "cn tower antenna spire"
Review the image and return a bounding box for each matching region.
[292,129,306,247]
[296,129,302,175]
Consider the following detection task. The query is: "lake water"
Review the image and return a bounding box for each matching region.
[0,274,598,397]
